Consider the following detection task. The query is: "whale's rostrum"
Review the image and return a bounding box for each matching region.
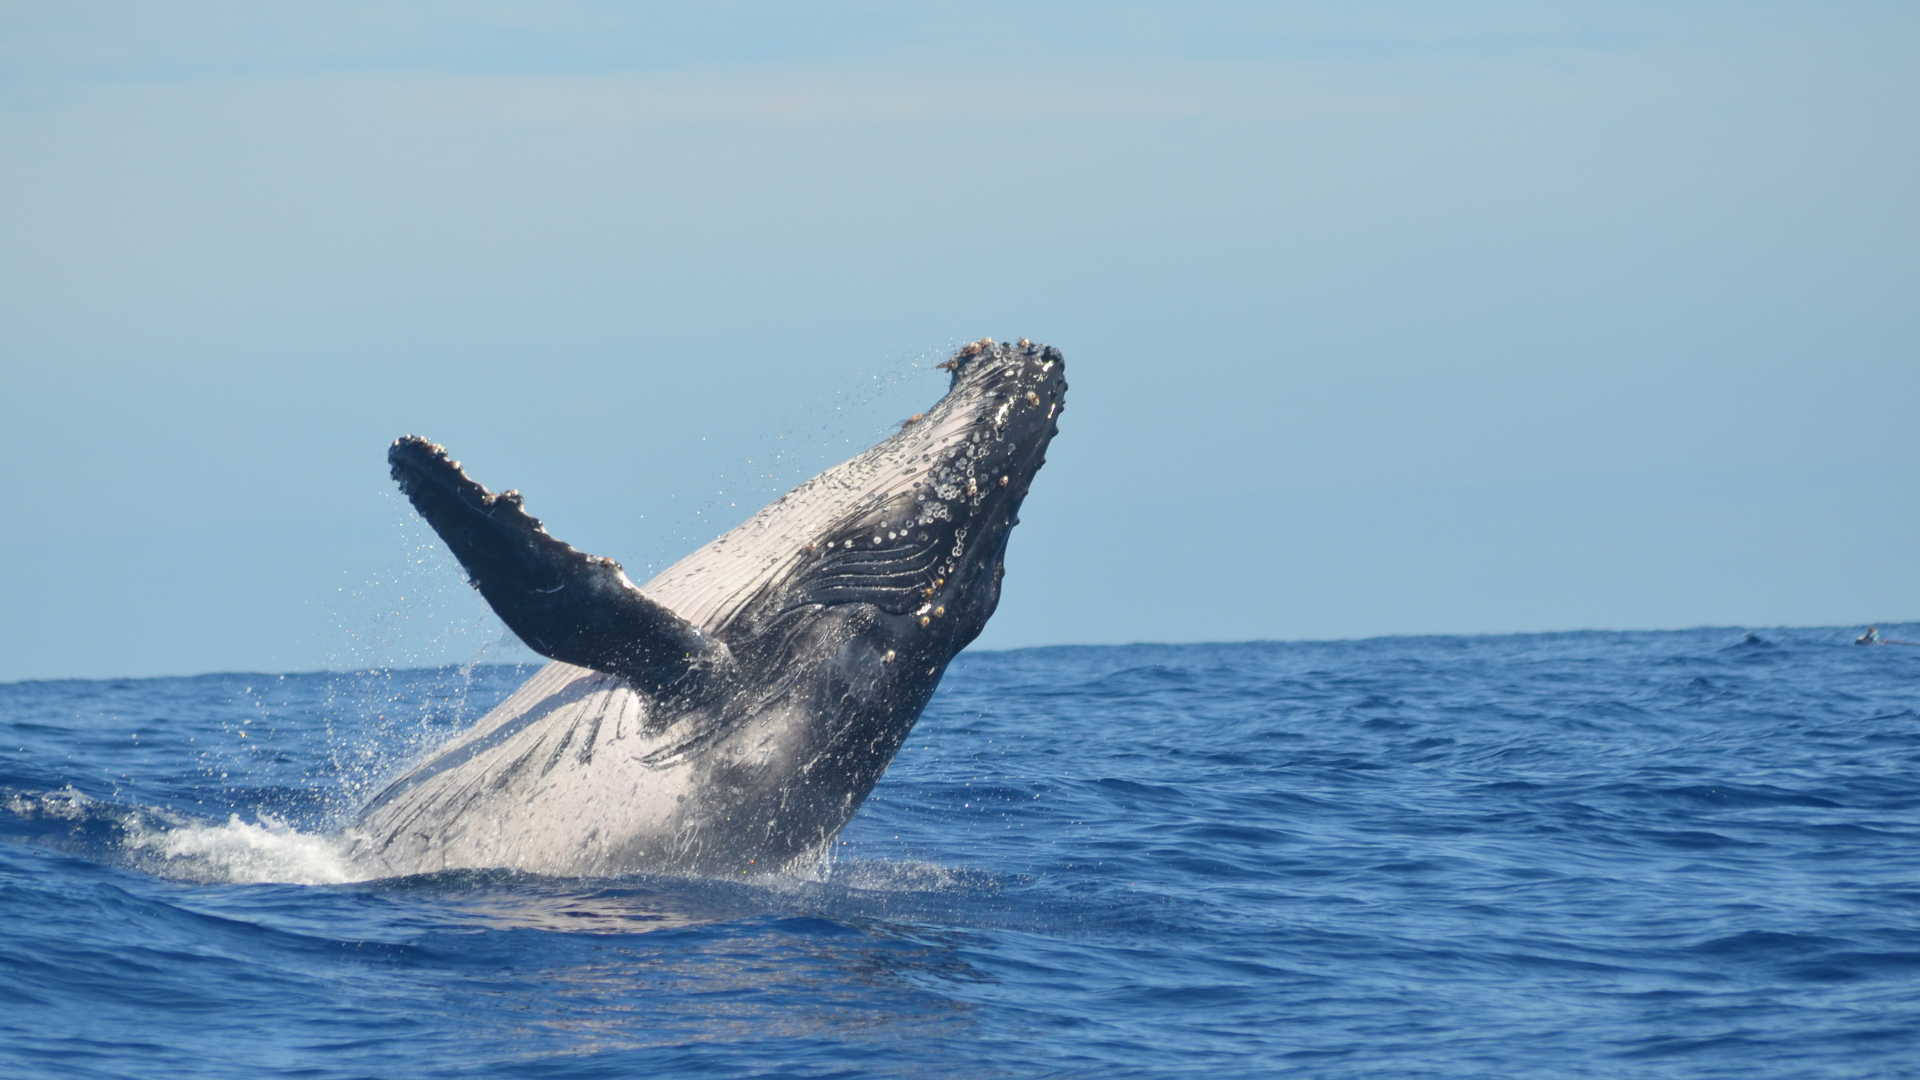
[348,340,1066,877]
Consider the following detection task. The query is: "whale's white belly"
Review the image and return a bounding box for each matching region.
[349,663,697,876]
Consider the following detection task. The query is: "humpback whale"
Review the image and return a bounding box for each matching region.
[349,340,1066,878]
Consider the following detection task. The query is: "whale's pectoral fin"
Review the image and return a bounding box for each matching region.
[387,436,736,703]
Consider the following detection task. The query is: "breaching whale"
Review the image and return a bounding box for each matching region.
[348,340,1066,878]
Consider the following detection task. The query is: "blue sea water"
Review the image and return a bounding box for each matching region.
[3,627,1918,1078]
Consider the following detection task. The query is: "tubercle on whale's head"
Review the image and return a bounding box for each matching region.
[936,336,1062,390]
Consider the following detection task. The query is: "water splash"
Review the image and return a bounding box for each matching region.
[124,812,365,886]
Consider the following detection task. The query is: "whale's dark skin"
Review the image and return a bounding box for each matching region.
[350,340,1065,877]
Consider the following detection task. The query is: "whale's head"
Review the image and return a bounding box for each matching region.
[647,339,1066,682]
[909,339,1066,648]
[789,338,1064,648]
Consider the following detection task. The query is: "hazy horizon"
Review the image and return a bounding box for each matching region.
[4,621,1906,686]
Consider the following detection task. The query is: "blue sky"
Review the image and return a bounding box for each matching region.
[3,2,1916,679]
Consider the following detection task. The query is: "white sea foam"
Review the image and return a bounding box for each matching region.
[5,785,971,894]
[126,814,367,886]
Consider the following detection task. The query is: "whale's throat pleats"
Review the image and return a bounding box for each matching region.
[782,497,948,615]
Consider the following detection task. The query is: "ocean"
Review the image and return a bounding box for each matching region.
[2,627,1917,1078]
